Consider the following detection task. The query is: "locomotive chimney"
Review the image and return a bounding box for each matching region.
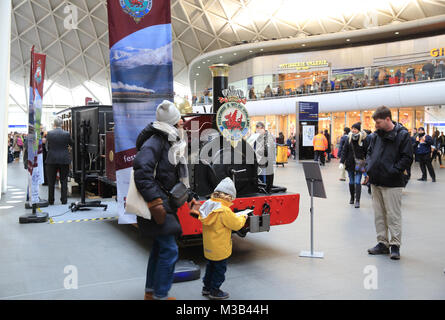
[208,63,230,118]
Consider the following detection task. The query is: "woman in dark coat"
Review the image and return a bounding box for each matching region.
[133,100,197,300]
[340,122,368,208]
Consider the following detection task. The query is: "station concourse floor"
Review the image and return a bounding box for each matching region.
[0,157,444,300]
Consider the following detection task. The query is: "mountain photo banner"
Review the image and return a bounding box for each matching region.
[27,46,46,204]
[107,0,174,224]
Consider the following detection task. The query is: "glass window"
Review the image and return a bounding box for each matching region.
[332,112,346,149]
[362,110,375,132]
[398,108,414,133]
[346,111,361,130]
[318,112,331,133]
[277,115,288,141]
[415,108,425,130]
[265,115,277,137]
[249,116,266,136]
[288,114,297,138]
[390,108,398,122]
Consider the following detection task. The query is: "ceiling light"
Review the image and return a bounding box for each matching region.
[260,49,264,51]
[395,31,400,35]
[196,73,199,76]
[302,44,306,47]
[233,53,237,55]
[202,61,206,64]
[197,66,200,69]
[346,38,351,42]
[219,56,223,58]
[249,50,253,53]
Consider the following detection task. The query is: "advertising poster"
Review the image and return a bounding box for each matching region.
[107,0,174,224]
[27,46,46,204]
[302,125,315,147]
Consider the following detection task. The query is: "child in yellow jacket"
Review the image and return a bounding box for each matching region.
[198,177,247,300]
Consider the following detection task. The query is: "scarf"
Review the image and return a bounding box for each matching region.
[152,121,189,187]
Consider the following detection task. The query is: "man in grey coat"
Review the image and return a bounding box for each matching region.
[46,118,73,205]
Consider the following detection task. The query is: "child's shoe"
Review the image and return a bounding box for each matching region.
[202,287,210,296]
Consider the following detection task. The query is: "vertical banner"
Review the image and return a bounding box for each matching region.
[107,0,174,224]
[27,46,46,204]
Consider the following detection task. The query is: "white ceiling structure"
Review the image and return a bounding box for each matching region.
[9,0,445,107]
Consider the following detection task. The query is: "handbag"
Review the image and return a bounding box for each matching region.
[351,143,366,173]
[125,169,151,220]
[159,181,189,208]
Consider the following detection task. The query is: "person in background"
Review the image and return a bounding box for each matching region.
[41,130,48,185]
[12,132,22,162]
[324,129,332,162]
[251,122,276,192]
[340,122,368,208]
[414,127,436,182]
[290,135,297,160]
[439,131,445,155]
[248,87,256,100]
[366,106,413,260]
[313,129,328,166]
[46,117,73,205]
[203,88,210,104]
[198,177,248,300]
[338,127,350,181]
[362,129,373,194]
[276,132,285,145]
[264,85,272,97]
[432,130,445,168]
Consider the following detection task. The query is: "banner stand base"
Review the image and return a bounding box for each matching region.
[25,199,49,209]
[19,212,49,224]
[299,251,324,259]
[19,203,49,224]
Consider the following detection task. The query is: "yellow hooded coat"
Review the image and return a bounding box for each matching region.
[199,198,247,261]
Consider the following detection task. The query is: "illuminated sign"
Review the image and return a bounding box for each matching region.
[430,48,445,57]
[279,60,329,70]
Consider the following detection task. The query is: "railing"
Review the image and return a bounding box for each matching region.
[192,58,445,106]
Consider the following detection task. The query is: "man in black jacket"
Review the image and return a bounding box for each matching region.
[46,118,73,205]
[366,106,413,260]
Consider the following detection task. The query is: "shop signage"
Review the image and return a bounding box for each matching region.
[299,101,319,122]
[430,48,445,57]
[279,60,329,70]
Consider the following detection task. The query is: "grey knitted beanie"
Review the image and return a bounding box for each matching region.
[214,177,237,198]
[156,100,181,126]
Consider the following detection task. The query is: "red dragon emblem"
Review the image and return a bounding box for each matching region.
[224,110,243,130]
[129,0,144,7]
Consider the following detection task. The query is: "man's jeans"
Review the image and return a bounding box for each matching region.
[203,259,228,290]
[145,234,179,298]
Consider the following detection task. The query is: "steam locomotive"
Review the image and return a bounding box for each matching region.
[174,64,300,244]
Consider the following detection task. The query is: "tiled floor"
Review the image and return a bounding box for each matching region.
[1,158,445,300]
